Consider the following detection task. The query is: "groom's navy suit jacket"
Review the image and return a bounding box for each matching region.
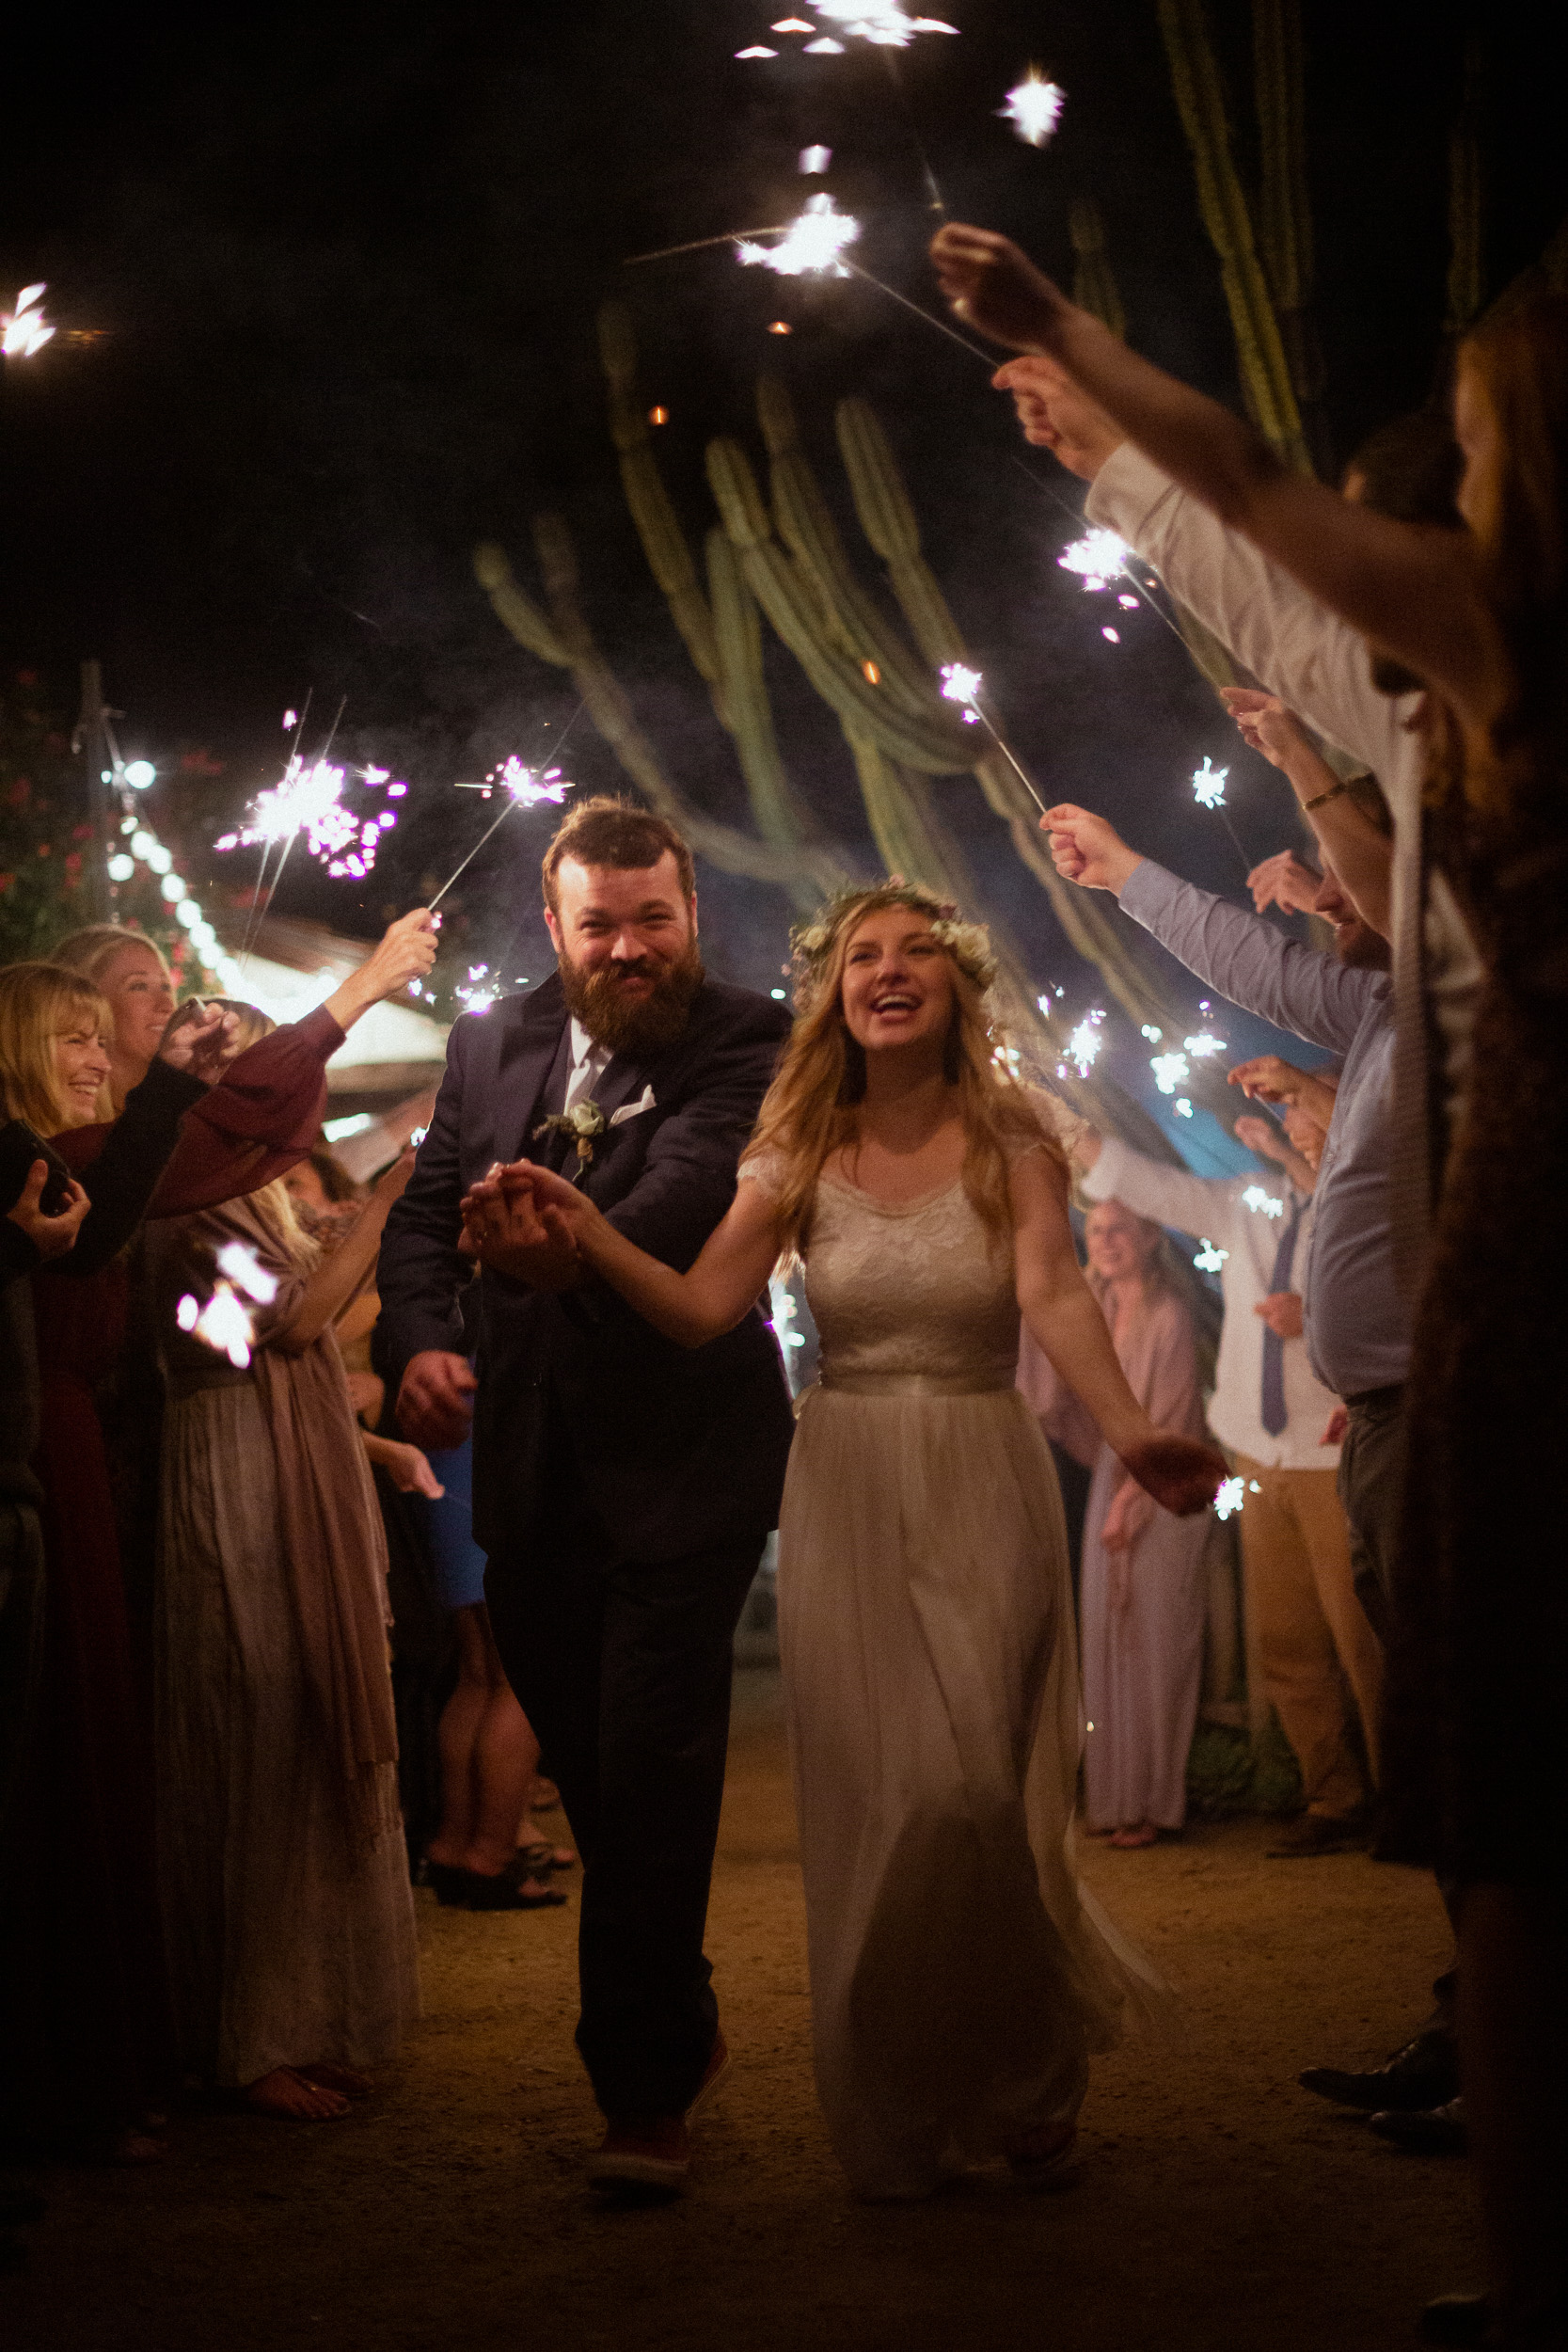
[377,969,797,1565]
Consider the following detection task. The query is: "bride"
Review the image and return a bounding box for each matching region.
[463,882,1224,2200]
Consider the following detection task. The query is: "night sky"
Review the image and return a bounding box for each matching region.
[2,2,1560,1166]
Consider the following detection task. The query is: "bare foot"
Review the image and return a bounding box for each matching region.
[296,2063,372,2100]
[517,1820,576,1870]
[242,2067,350,2120]
[1109,1822,1159,1850]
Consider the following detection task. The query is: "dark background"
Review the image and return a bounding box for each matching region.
[2,1,1560,1163]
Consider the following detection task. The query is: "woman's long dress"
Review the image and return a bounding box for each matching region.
[752,1162,1164,2201]
[1022,1294,1210,1835]
[146,1195,419,2089]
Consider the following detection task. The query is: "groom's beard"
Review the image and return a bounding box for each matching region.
[558,938,705,1057]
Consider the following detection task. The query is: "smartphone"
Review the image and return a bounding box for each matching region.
[0,1119,77,1217]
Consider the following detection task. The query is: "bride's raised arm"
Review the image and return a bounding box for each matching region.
[1009,1150,1224,1518]
[462,1157,786,1350]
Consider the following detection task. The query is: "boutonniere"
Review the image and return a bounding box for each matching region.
[533,1100,609,1176]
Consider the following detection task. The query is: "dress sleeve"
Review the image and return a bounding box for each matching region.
[736,1146,787,1200]
[144,1004,344,1219]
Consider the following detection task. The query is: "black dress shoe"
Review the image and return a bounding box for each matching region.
[1298,2027,1459,2112]
[1418,2292,1491,2345]
[1368,2096,1467,2155]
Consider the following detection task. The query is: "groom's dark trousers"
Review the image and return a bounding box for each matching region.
[378,970,795,2118]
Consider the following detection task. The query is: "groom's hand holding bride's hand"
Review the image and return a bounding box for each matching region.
[1120,1431,1231,1520]
[460,1160,585,1292]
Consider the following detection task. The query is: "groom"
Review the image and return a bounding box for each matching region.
[380,797,795,2191]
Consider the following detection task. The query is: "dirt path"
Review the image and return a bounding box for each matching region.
[7,1670,1476,2350]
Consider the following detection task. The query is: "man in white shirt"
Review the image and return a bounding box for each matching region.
[1077,1111,1381,1852]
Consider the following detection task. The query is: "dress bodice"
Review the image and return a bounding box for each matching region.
[783,1170,1022,1389]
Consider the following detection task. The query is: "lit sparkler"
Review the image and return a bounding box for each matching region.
[1241,1184,1285,1220]
[737,195,861,278]
[1149,1051,1189,1096]
[1192,755,1229,809]
[938,661,1051,817]
[807,3,958,45]
[1193,1240,1228,1273]
[800,145,832,173]
[1066,1009,1105,1079]
[175,1241,277,1373]
[1000,69,1065,148]
[1213,1475,1245,1521]
[2,283,54,358]
[214,755,404,881]
[1057,529,1130,593]
[1190,755,1252,876]
[428,718,584,914]
[216,1240,280,1304]
[1183,1031,1227,1059]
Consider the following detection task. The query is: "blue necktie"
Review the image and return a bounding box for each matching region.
[1259,1195,1305,1437]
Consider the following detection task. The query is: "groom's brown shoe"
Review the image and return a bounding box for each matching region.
[586,2029,731,2193]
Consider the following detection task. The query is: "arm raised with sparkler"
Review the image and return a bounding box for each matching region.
[267,1149,417,1359]
[1223,691,1393,940]
[929,224,1493,727]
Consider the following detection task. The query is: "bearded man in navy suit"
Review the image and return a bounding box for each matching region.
[380,798,795,2193]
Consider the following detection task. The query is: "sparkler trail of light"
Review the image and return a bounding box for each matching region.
[2,283,54,358]
[427,707,587,914]
[1183,1030,1227,1059]
[176,1282,258,1369]
[1191,755,1252,877]
[1000,69,1066,147]
[799,144,832,173]
[1149,1051,1190,1096]
[1193,1240,1228,1272]
[938,662,1052,817]
[1065,1009,1105,1078]
[625,227,789,266]
[737,195,861,278]
[1241,1184,1285,1219]
[238,695,313,966]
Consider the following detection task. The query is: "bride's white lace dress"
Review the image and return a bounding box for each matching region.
[742,1154,1163,2199]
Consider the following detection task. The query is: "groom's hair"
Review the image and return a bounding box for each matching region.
[542,797,695,914]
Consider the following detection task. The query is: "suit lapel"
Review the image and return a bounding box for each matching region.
[495,976,569,1165]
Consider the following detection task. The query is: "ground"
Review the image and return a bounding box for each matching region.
[7,1671,1476,2351]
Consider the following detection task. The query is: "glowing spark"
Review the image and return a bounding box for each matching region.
[803,35,845,49]
[1037,993,1054,1017]
[176,1281,257,1370]
[282,707,299,729]
[1194,1240,1228,1272]
[862,660,880,683]
[1117,593,1139,609]
[807,2,958,44]
[215,1240,279,1305]
[1192,756,1229,809]
[737,194,860,278]
[1140,1024,1164,1042]
[1000,70,1065,148]
[736,44,778,56]
[2,283,54,358]
[1067,1009,1105,1078]
[1242,1184,1285,1220]
[1175,1098,1194,1118]
[1183,1031,1227,1059]
[648,405,668,425]
[1213,1475,1246,1521]
[774,17,816,29]
[1149,1052,1189,1095]
[768,320,792,334]
[1101,628,1120,644]
[216,755,406,880]
[1057,528,1129,594]
[939,662,983,709]
[799,145,832,173]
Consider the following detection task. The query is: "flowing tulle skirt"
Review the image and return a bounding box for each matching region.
[778,1383,1164,2200]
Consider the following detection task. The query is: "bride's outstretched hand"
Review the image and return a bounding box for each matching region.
[1120,1433,1230,1518]
[929,224,1069,353]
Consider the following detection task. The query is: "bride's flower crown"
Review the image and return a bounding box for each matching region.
[788,879,999,1007]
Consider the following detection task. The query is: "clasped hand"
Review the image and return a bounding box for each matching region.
[459,1159,593,1290]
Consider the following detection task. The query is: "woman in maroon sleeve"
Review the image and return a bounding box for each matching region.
[18,910,434,2163]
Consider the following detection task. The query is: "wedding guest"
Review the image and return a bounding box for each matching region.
[1022,1201,1212,1849]
[1067,1105,1380,1853]
[935,228,1565,2343]
[481,882,1225,2200]
[145,1015,422,2122]
[0,961,230,2160]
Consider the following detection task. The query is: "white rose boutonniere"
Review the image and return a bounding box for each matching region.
[532,1089,657,1180]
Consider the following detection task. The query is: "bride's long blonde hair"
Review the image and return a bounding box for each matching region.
[742,882,1064,1250]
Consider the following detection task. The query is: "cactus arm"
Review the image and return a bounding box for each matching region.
[1156,0,1313,475]
[1069,199,1128,341]
[706,529,823,850]
[598,303,723,694]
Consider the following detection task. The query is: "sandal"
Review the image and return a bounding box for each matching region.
[517,1841,577,1875]
[464,1867,567,1913]
[421,1860,472,1907]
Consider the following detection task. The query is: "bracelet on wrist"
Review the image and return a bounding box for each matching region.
[1302,777,1353,814]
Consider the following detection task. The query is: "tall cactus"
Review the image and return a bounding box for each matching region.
[1069,199,1127,340]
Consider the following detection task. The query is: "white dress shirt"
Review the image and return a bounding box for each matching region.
[1081,1135,1341,1470]
[565,1018,613,1111]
